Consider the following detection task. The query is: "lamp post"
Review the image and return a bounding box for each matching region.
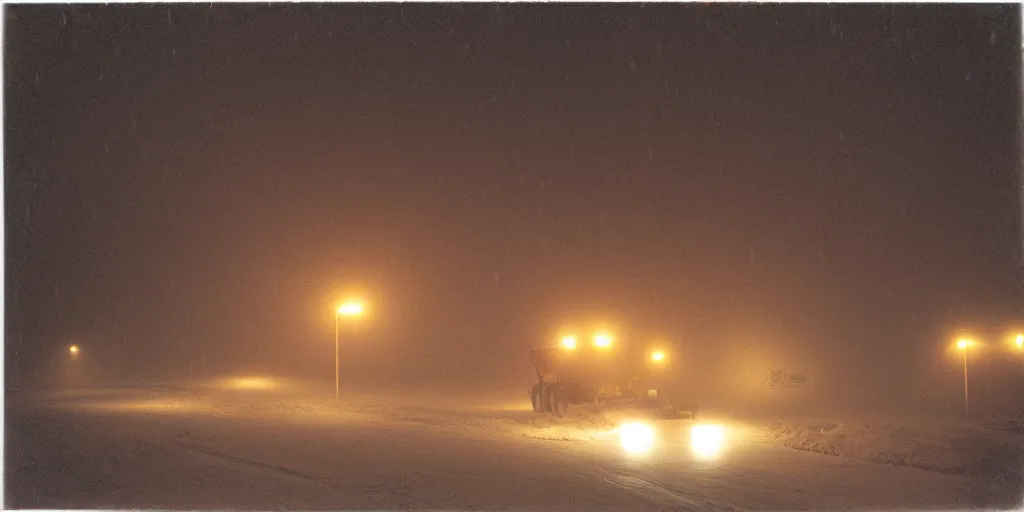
[956,338,975,418]
[1015,334,1024,411]
[335,302,365,400]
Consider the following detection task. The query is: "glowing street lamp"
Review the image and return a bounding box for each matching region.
[650,350,666,363]
[1015,334,1023,351]
[335,301,365,400]
[955,338,975,418]
[68,344,80,361]
[338,303,364,317]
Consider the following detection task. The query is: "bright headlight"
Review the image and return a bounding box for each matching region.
[690,424,726,459]
[618,421,656,456]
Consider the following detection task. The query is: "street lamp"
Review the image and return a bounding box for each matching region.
[594,332,613,349]
[1015,334,1023,351]
[650,350,666,363]
[338,303,364,317]
[956,338,975,418]
[335,301,365,400]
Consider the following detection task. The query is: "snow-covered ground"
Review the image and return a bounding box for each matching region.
[6,383,1020,510]
[763,415,1024,479]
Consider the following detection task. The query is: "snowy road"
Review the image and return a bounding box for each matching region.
[5,385,1013,510]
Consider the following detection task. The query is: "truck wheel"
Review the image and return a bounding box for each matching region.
[530,383,544,413]
[542,384,558,414]
[553,389,569,417]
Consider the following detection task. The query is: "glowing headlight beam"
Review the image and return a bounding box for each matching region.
[690,424,726,459]
[618,421,656,456]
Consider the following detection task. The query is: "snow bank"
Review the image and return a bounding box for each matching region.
[452,404,689,442]
[765,418,1023,480]
[364,400,697,442]
[376,405,619,441]
[494,408,619,441]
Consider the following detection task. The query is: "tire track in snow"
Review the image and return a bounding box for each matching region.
[174,440,332,483]
[605,474,746,511]
[173,440,441,508]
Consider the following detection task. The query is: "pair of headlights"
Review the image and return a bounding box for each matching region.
[617,421,726,459]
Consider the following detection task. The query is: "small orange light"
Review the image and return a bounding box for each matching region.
[560,335,577,350]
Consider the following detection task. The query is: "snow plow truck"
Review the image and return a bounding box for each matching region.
[528,333,698,418]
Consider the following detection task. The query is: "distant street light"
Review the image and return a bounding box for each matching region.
[69,344,80,361]
[335,301,365,400]
[650,350,666,363]
[956,338,975,418]
[1015,334,1023,351]
[338,303,364,317]
[594,332,613,349]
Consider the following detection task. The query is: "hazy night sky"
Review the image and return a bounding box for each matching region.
[5,5,1022,404]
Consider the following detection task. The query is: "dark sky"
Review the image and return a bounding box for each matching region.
[5,5,1022,401]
